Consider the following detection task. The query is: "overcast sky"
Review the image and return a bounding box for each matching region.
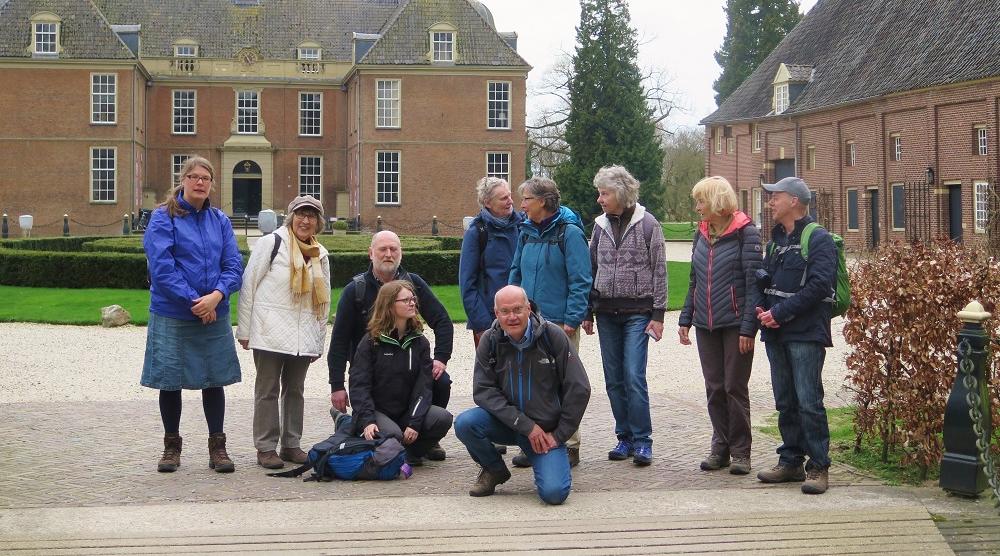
[486,0,819,131]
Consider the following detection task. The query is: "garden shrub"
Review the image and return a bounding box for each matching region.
[843,239,1000,475]
[0,248,149,289]
[0,236,105,252]
[328,250,460,287]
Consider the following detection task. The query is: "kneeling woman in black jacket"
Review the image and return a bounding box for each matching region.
[349,280,454,466]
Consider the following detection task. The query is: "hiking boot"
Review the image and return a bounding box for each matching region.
[608,439,634,461]
[157,433,182,472]
[469,466,512,497]
[279,447,308,464]
[425,442,446,461]
[700,452,731,471]
[207,432,235,473]
[512,450,532,468]
[633,445,653,466]
[568,447,580,468]
[757,463,806,483]
[730,456,751,475]
[405,451,424,467]
[801,467,829,494]
[257,450,284,469]
[493,443,507,455]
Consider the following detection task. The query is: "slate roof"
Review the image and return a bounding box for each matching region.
[702,0,1000,125]
[784,64,813,82]
[0,0,134,59]
[360,0,529,66]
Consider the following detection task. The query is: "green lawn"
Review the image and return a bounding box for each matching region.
[0,263,691,326]
[662,221,698,241]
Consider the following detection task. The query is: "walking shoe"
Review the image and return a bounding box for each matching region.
[801,467,829,494]
[568,447,580,468]
[757,463,806,483]
[207,432,235,473]
[608,440,634,461]
[469,466,512,497]
[700,452,731,471]
[157,433,182,473]
[425,442,446,461]
[632,445,653,466]
[493,443,508,455]
[405,451,425,467]
[257,450,285,469]
[730,456,751,475]
[511,450,532,468]
[329,406,344,425]
[279,447,308,464]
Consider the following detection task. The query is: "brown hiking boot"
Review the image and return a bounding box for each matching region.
[757,463,806,483]
[208,433,235,473]
[700,452,730,471]
[157,433,182,472]
[730,456,751,475]
[257,450,284,469]
[279,447,308,464]
[801,467,829,494]
[469,466,512,497]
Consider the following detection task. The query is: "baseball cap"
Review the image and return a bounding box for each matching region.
[763,176,811,205]
[287,194,324,217]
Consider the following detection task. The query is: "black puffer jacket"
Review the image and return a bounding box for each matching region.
[679,211,763,337]
[348,330,432,433]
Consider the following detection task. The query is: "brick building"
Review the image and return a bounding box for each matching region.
[701,0,1000,251]
[0,0,528,236]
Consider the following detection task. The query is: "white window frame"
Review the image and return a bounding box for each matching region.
[299,155,322,200]
[173,43,198,72]
[714,128,722,154]
[806,145,816,171]
[846,188,859,231]
[171,154,192,186]
[376,151,401,205]
[752,124,761,152]
[487,81,511,130]
[376,79,401,129]
[297,47,321,60]
[33,21,58,55]
[753,188,763,227]
[90,147,116,203]
[90,73,117,125]
[172,90,196,135]
[775,83,789,114]
[846,141,856,167]
[236,90,259,135]
[486,152,511,183]
[891,134,902,162]
[975,180,989,233]
[976,126,988,156]
[726,137,735,154]
[891,183,905,231]
[432,31,454,62]
[299,92,322,136]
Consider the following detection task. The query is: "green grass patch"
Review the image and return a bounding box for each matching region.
[80,234,445,255]
[757,406,941,485]
[662,221,697,241]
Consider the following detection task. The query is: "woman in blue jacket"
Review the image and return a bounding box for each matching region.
[142,156,244,474]
[458,176,522,347]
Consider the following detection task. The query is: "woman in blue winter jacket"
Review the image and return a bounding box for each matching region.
[141,156,244,474]
[458,176,523,347]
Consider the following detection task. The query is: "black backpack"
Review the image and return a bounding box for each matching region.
[351,270,417,322]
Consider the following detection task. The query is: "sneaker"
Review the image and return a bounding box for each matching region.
[700,453,731,471]
[425,442,446,461]
[257,450,285,469]
[801,467,829,494]
[469,466,512,497]
[632,445,653,466]
[608,440,634,461]
[511,450,532,468]
[757,463,806,483]
[568,447,580,468]
[405,451,424,467]
[730,456,751,475]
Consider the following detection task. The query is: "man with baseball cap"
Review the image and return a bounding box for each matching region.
[755,176,837,494]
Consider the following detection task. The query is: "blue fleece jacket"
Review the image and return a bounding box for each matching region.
[144,195,243,321]
[459,208,524,332]
[509,206,592,329]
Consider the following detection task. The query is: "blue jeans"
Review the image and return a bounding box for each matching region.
[765,341,831,469]
[596,313,652,447]
[454,407,572,505]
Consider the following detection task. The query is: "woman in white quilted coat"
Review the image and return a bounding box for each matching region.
[237,195,331,470]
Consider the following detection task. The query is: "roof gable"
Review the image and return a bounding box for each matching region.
[0,0,134,59]
[702,0,1000,125]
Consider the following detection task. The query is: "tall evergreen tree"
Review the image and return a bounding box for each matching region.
[713,0,801,106]
[554,0,664,222]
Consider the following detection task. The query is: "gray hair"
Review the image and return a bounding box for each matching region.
[475,176,509,208]
[593,165,640,209]
[517,176,561,214]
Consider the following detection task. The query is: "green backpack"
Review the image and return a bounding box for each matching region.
[768,222,851,317]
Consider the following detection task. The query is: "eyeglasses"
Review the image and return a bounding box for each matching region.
[395,296,417,306]
[185,174,212,183]
[496,306,528,317]
[294,212,318,221]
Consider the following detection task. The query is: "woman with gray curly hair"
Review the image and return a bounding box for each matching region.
[581,165,667,466]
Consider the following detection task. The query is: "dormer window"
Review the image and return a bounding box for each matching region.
[774,83,789,114]
[173,42,199,73]
[772,63,812,116]
[297,43,322,74]
[30,12,62,56]
[428,23,457,63]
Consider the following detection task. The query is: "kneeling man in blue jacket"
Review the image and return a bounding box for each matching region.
[455,285,591,505]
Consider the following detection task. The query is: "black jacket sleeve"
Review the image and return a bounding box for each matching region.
[739,224,764,337]
[678,231,699,327]
[413,274,453,365]
[347,335,376,431]
[327,281,358,391]
[403,337,434,431]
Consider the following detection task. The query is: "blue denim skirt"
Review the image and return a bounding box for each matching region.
[141,313,242,391]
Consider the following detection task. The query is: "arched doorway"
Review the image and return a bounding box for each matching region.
[232,160,262,216]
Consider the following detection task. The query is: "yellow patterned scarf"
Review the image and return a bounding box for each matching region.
[289,233,330,318]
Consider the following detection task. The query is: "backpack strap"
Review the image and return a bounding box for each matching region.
[268,233,282,269]
[267,460,312,479]
[798,222,819,287]
[476,218,488,270]
[352,273,368,316]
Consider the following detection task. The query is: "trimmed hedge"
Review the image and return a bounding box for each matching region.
[328,250,460,287]
[0,236,107,252]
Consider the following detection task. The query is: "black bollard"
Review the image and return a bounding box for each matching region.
[940,301,993,497]
[63,214,69,237]
[2,213,7,239]
[432,215,439,236]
